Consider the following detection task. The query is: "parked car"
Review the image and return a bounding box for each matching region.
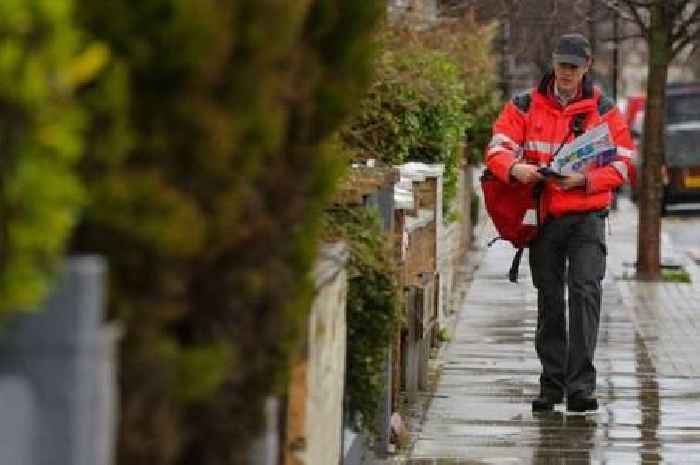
[626,82,700,214]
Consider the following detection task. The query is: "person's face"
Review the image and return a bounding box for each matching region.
[553,59,591,94]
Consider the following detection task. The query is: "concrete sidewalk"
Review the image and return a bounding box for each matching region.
[401,199,700,464]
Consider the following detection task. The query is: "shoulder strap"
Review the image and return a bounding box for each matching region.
[597,95,615,116]
[512,91,532,114]
[572,113,587,137]
[508,248,525,283]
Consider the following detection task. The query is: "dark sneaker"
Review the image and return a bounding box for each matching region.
[532,393,563,411]
[567,394,598,412]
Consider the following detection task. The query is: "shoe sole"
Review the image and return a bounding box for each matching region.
[532,404,554,412]
[532,400,563,411]
[567,402,598,413]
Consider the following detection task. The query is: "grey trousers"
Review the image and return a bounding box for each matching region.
[529,211,607,398]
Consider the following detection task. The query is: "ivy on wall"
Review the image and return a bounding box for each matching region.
[323,206,401,434]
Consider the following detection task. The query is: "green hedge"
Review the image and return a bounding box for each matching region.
[0,0,104,315]
[343,20,500,218]
[344,39,466,217]
[71,1,384,463]
[419,18,501,165]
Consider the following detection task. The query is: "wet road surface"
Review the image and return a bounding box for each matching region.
[662,210,700,267]
[402,217,700,464]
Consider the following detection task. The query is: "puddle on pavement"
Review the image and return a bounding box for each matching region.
[399,289,700,465]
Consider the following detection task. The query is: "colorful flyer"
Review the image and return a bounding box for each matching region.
[551,123,616,175]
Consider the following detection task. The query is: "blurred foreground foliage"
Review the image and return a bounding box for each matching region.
[0,0,107,315]
[70,1,383,464]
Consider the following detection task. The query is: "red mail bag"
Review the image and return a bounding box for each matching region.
[480,169,538,250]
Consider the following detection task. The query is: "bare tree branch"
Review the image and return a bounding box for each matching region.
[614,0,651,35]
[672,23,700,57]
[599,0,643,22]
[671,3,700,44]
[690,39,700,55]
[615,13,650,32]
[598,32,647,42]
[623,0,654,5]
[667,0,694,23]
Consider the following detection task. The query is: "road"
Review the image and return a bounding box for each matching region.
[615,193,700,267]
[663,210,700,266]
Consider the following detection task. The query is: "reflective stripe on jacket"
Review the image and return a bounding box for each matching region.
[486,72,637,219]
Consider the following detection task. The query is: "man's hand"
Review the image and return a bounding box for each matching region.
[556,172,586,190]
[510,163,544,184]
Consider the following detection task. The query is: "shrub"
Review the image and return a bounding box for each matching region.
[0,0,104,315]
[343,16,500,218]
[416,15,502,165]
[344,35,466,217]
[71,1,384,463]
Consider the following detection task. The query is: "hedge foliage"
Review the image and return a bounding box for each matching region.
[0,0,106,315]
[344,33,465,217]
[343,17,500,217]
[323,206,401,434]
[70,1,384,464]
[419,16,502,165]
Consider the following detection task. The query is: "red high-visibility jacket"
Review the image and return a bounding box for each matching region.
[486,72,636,219]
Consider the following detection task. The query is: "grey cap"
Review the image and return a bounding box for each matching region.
[553,33,591,67]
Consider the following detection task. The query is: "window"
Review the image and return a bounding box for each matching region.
[667,93,700,124]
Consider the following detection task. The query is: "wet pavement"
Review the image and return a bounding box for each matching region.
[397,199,700,464]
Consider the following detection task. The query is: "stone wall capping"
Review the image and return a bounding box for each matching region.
[314,242,350,292]
[398,162,444,181]
[333,165,401,207]
[405,208,435,233]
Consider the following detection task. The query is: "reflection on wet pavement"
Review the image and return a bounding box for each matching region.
[402,243,700,465]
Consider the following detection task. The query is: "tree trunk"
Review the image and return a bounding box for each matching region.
[637,0,671,281]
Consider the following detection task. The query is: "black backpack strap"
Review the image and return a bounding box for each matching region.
[597,95,615,116]
[508,248,525,283]
[572,113,587,137]
[512,91,532,114]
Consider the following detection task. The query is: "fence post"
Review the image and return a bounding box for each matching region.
[0,255,118,465]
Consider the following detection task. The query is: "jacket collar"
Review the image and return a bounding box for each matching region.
[534,70,597,114]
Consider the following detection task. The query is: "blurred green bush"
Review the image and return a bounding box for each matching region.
[0,0,106,314]
[70,1,383,464]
